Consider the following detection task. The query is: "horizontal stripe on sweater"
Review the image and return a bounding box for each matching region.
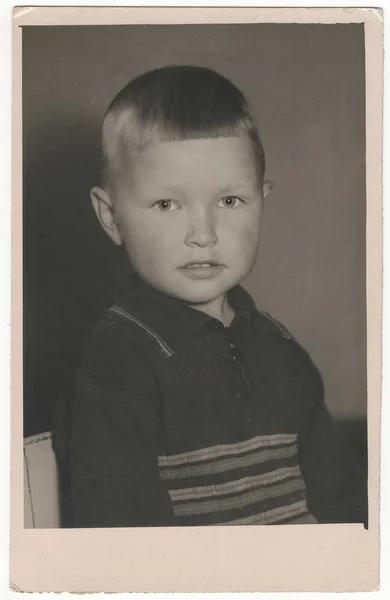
[169,465,301,502]
[223,499,309,525]
[173,489,307,525]
[172,477,305,517]
[164,454,299,490]
[159,443,298,481]
[158,433,297,467]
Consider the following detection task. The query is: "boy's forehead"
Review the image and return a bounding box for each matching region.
[128,135,253,157]
[119,136,261,186]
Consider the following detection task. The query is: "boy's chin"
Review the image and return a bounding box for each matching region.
[166,283,235,306]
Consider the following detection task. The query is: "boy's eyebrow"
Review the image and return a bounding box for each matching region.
[137,181,258,196]
[140,183,184,195]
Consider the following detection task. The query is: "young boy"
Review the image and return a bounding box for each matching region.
[66,65,367,527]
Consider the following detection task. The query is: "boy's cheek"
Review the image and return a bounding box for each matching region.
[123,235,175,267]
[224,221,261,247]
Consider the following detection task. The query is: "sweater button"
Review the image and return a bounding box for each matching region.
[209,319,224,332]
[231,347,243,361]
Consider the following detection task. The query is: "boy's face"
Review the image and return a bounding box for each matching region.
[93,136,271,311]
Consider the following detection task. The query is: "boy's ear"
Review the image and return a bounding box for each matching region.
[263,180,274,200]
[90,186,122,246]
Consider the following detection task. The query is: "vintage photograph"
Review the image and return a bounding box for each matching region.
[12,6,382,594]
[22,22,369,529]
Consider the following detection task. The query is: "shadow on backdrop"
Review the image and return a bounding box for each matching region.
[23,107,127,436]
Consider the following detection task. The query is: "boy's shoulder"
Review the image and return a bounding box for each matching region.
[253,309,323,385]
[255,310,295,340]
[78,304,154,383]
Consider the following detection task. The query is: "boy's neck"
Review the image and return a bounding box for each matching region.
[188,294,235,327]
[130,273,236,327]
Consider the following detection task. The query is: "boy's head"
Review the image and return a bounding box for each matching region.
[91,66,273,316]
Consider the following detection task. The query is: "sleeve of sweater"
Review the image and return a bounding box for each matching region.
[69,318,175,528]
[297,357,368,526]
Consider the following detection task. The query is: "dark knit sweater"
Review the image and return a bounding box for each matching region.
[63,275,367,527]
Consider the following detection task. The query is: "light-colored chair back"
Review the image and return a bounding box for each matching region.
[24,432,61,528]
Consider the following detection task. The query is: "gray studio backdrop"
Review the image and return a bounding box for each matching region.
[23,24,366,437]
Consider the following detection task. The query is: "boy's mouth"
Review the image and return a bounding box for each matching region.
[181,260,222,269]
[179,260,225,279]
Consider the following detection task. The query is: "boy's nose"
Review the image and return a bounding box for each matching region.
[185,210,218,248]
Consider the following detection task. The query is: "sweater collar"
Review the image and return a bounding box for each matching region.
[112,273,258,350]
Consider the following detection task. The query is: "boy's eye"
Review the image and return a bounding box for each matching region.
[217,196,243,209]
[153,199,180,212]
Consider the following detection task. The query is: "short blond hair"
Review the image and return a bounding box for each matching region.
[101,65,266,190]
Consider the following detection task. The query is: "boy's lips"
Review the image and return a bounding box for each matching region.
[179,260,225,279]
[181,259,222,269]
[181,260,223,269]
